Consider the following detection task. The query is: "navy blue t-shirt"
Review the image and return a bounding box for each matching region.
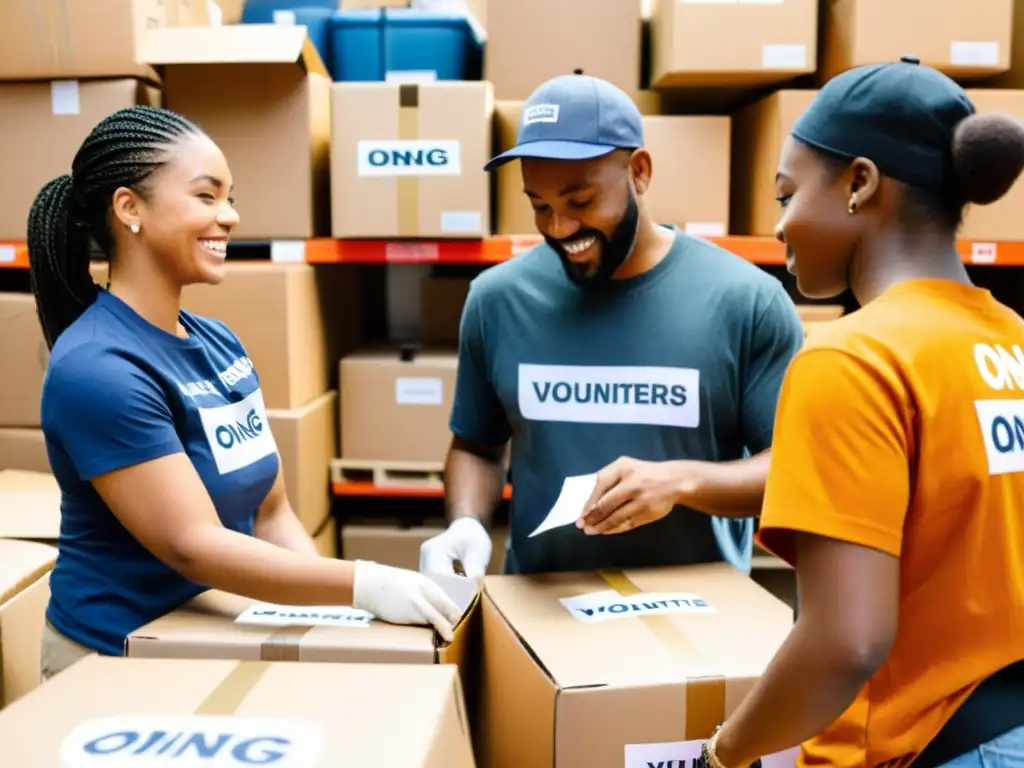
[40,289,280,656]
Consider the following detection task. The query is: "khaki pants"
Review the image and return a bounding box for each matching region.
[40,621,96,682]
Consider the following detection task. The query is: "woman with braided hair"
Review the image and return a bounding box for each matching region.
[30,105,463,679]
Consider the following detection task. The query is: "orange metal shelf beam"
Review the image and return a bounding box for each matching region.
[333,481,512,500]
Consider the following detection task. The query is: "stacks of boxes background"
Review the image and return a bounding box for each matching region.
[0,0,1022,760]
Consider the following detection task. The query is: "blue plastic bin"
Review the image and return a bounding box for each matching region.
[241,0,336,16]
[241,5,335,77]
[330,9,479,82]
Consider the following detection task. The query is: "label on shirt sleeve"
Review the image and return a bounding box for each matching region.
[198,389,278,475]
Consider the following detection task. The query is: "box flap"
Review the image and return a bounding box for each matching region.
[0,470,61,540]
[0,539,56,604]
[483,563,793,690]
[141,24,328,76]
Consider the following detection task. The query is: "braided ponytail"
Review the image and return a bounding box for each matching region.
[26,105,201,349]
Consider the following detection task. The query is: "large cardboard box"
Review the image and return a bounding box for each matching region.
[331,81,492,238]
[0,430,50,474]
[0,0,165,81]
[494,102,731,236]
[0,80,159,240]
[126,589,473,669]
[731,89,817,237]
[267,391,337,534]
[342,519,509,574]
[339,348,458,464]
[0,655,476,767]
[0,539,56,709]
[960,90,1024,242]
[483,0,640,101]
[143,24,332,239]
[820,0,1013,81]
[651,0,817,88]
[178,263,356,411]
[478,563,793,768]
[0,470,61,543]
[0,294,49,427]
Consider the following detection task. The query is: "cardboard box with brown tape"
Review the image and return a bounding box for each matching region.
[479,563,793,767]
[0,539,56,709]
[331,81,492,238]
[0,655,476,766]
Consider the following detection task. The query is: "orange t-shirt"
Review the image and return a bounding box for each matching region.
[757,279,1024,768]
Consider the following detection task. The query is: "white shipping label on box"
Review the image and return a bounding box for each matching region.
[396,377,444,405]
[441,210,483,234]
[235,603,374,628]
[51,81,81,116]
[560,589,716,623]
[60,716,326,767]
[272,9,296,23]
[386,69,438,83]
[357,140,462,177]
[625,740,798,768]
[762,44,807,69]
[950,42,1000,67]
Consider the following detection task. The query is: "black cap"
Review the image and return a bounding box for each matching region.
[791,58,975,191]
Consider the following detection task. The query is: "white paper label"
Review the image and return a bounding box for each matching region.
[197,388,277,476]
[270,240,305,263]
[440,210,482,234]
[59,715,326,767]
[560,589,716,623]
[386,69,438,83]
[684,221,726,237]
[236,604,374,628]
[385,242,440,262]
[395,377,444,406]
[529,473,597,537]
[357,140,462,177]
[762,44,807,69]
[272,9,295,23]
[950,41,999,67]
[0,244,15,263]
[971,242,997,264]
[51,81,81,116]
[625,740,799,768]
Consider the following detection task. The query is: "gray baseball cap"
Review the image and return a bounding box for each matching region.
[483,72,644,171]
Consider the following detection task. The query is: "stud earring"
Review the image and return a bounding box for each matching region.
[129,223,140,234]
[847,197,858,215]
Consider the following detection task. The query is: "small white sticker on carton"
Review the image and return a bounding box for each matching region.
[357,139,462,177]
[763,44,807,69]
[51,81,80,116]
[270,240,305,263]
[441,211,482,234]
[272,9,296,23]
[560,589,716,623]
[950,42,999,67]
[396,377,444,405]
[386,69,438,83]
[685,221,726,237]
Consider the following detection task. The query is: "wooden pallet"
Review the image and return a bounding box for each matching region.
[330,459,445,489]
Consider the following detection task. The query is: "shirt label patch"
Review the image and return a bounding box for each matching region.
[198,389,277,475]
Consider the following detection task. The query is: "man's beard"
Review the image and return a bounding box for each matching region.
[545,187,641,288]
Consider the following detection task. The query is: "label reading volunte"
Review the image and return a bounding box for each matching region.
[560,589,715,624]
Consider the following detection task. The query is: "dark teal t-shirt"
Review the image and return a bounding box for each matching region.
[449,228,804,575]
[41,289,280,655]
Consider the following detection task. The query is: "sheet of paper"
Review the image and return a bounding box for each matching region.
[528,473,597,537]
[234,603,373,629]
[625,740,798,768]
[424,570,482,617]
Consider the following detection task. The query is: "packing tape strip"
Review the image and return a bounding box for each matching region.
[397,84,419,237]
[194,661,272,716]
[597,569,726,738]
[260,625,313,662]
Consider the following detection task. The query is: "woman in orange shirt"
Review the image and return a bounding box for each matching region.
[698,58,1024,767]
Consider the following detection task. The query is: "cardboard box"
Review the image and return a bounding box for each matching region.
[820,0,1013,81]
[494,102,730,236]
[651,0,817,88]
[178,263,357,411]
[314,517,339,558]
[0,294,49,427]
[478,563,792,768]
[483,0,640,101]
[126,589,473,669]
[0,0,165,81]
[960,90,1024,241]
[331,81,492,238]
[0,470,61,542]
[0,655,476,767]
[339,348,458,464]
[267,391,337,534]
[0,430,50,474]
[0,80,159,240]
[143,24,332,239]
[730,89,817,237]
[0,539,56,708]
[342,519,509,574]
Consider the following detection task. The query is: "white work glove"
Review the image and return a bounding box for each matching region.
[419,517,492,580]
[352,560,463,642]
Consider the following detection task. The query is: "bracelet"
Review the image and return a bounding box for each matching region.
[700,725,763,768]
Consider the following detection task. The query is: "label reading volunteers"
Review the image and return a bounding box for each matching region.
[235,603,373,629]
[624,739,798,768]
[560,589,715,624]
[59,715,325,767]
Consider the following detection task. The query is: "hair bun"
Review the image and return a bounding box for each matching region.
[952,112,1024,205]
